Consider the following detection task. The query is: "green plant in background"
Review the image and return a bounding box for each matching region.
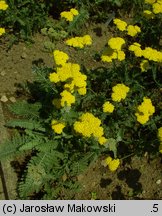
[0,0,51,41]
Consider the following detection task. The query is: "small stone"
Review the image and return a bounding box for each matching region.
[21,52,27,59]
[9,97,16,103]
[156,179,161,185]
[0,71,6,76]
[0,95,8,102]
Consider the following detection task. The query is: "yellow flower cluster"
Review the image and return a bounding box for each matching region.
[0,27,5,36]
[103,101,115,113]
[0,1,8,37]
[101,37,125,62]
[129,43,162,63]
[0,0,8,10]
[65,35,92,48]
[113,18,127,31]
[129,42,143,57]
[104,156,120,172]
[142,47,162,62]
[113,18,141,37]
[60,8,79,22]
[51,120,66,134]
[49,50,87,107]
[158,127,162,153]
[135,97,155,124]
[145,0,162,14]
[111,83,130,102]
[73,112,107,145]
[127,25,141,37]
[53,50,69,66]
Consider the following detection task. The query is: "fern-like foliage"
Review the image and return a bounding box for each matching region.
[6,119,46,132]
[0,133,31,160]
[8,100,42,119]
[18,150,64,199]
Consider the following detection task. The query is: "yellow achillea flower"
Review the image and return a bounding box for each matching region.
[108,37,125,51]
[0,1,8,10]
[70,8,79,16]
[117,50,125,61]
[60,8,79,22]
[103,101,114,113]
[53,50,69,66]
[73,112,105,141]
[142,47,162,62]
[111,83,130,102]
[152,2,162,14]
[113,18,127,31]
[143,10,155,19]
[60,90,75,107]
[140,59,150,72]
[104,156,120,172]
[77,87,87,95]
[49,72,60,83]
[127,25,141,37]
[65,35,92,48]
[135,97,155,124]
[0,27,5,36]
[51,120,65,134]
[129,42,143,57]
[98,136,107,145]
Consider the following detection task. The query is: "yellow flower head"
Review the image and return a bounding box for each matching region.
[111,83,130,102]
[105,156,120,172]
[60,11,74,21]
[129,42,143,57]
[103,101,114,113]
[0,27,5,36]
[135,97,155,124]
[53,50,69,66]
[108,37,125,51]
[117,50,125,61]
[65,35,92,48]
[60,8,79,22]
[152,2,162,14]
[51,120,65,134]
[77,87,87,95]
[49,72,60,83]
[70,8,79,16]
[127,25,141,37]
[60,90,75,107]
[98,136,107,145]
[73,113,105,140]
[0,1,8,10]
[113,18,127,31]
